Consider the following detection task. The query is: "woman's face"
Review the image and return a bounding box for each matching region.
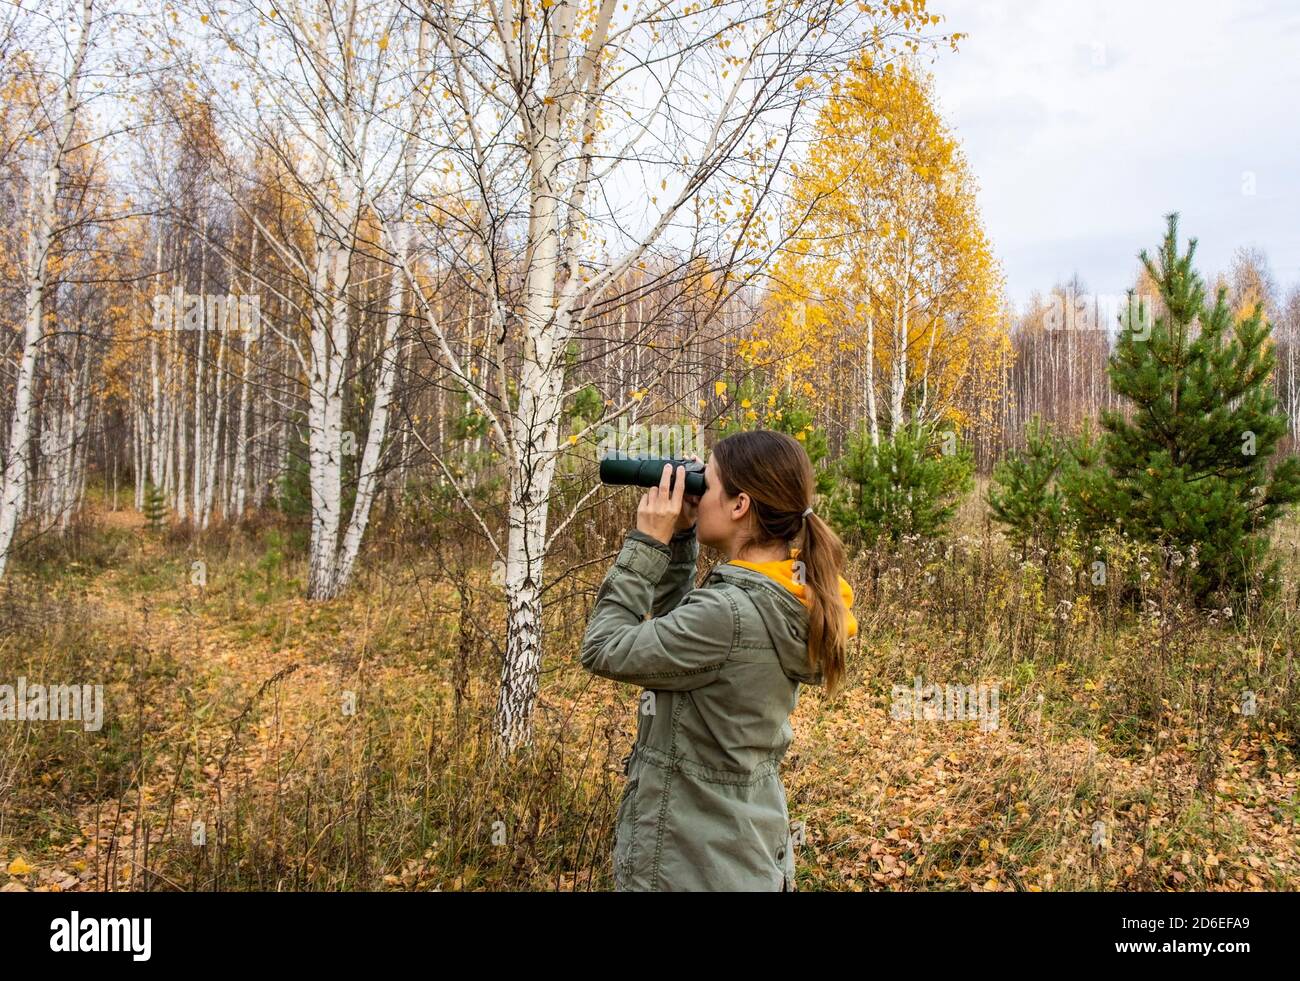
[695,455,746,552]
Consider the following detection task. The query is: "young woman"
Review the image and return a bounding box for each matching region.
[580,429,858,891]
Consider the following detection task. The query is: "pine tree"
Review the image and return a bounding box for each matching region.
[1056,416,1110,543]
[143,481,168,531]
[1101,213,1300,601]
[988,414,1066,559]
[830,421,973,546]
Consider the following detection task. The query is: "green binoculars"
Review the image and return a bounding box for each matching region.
[599,453,707,497]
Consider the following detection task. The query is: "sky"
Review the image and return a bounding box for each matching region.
[925,0,1300,311]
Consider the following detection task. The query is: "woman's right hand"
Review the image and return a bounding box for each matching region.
[674,453,702,534]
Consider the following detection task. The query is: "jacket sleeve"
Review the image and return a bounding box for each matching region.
[628,524,698,617]
[580,529,734,691]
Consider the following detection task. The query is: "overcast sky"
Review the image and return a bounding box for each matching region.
[925,0,1300,311]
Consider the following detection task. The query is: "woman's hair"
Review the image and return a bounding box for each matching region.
[712,430,850,696]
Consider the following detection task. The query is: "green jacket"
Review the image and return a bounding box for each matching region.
[580,524,829,892]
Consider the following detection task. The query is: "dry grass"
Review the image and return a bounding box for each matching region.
[0,490,1297,891]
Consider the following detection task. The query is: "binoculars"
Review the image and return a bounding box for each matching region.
[599,453,707,497]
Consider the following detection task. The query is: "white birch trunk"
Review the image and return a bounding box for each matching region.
[200,293,228,530]
[148,235,164,493]
[333,223,407,592]
[191,224,208,526]
[305,212,355,599]
[0,0,92,580]
[865,308,880,447]
[232,234,259,521]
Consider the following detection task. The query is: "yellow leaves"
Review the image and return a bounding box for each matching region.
[714,381,728,397]
[6,857,32,876]
[200,13,209,23]
[378,34,389,52]
[753,56,1003,419]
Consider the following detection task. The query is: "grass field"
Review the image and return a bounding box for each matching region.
[1,483,1297,892]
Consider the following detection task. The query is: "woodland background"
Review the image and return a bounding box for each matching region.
[1,0,1296,891]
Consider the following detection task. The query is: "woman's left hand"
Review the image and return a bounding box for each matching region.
[636,456,699,545]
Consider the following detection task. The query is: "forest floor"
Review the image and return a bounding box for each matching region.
[2,501,1298,892]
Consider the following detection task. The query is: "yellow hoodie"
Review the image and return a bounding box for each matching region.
[727,547,858,638]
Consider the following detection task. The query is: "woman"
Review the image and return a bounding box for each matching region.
[580,429,858,891]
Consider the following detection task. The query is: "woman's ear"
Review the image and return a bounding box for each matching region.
[732,491,751,523]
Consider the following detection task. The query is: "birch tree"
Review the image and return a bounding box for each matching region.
[760,56,1004,452]
[177,0,421,595]
[384,0,954,752]
[0,0,94,580]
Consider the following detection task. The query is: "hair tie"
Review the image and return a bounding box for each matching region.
[802,506,813,518]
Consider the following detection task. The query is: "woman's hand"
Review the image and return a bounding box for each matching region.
[636,454,701,545]
[675,453,701,534]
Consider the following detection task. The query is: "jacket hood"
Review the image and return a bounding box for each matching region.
[708,548,858,685]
